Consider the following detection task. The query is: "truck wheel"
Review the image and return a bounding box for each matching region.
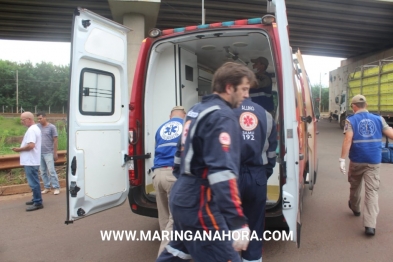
[340,118,346,129]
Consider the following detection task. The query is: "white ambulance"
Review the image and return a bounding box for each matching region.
[66,0,318,247]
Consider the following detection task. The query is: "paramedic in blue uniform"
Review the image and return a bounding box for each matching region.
[234,98,277,262]
[153,106,186,256]
[156,62,256,262]
[249,57,274,115]
[340,94,393,236]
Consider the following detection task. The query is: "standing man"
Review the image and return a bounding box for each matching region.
[340,95,393,236]
[234,98,277,262]
[153,106,186,256]
[157,62,256,262]
[249,56,274,114]
[12,112,43,211]
[37,112,60,195]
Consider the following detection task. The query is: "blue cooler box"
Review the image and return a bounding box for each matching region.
[381,140,393,163]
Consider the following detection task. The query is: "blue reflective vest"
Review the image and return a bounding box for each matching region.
[152,117,184,169]
[348,112,383,164]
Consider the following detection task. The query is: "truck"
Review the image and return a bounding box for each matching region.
[330,57,393,129]
[65,0,318,247]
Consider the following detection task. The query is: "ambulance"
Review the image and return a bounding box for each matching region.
[66,0,318,247]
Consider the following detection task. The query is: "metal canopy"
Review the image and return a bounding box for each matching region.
[1,0,393,58]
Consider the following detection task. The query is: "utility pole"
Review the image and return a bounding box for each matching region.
[16,70,19,114]
[202,0,205,25]
[319,72,322,114]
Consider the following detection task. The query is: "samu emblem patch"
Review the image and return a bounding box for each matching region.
[160,121,183,140]
[239,112,258,131]
[358,119,376,137]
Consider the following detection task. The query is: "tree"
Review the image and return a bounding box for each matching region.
[0,60,70,113]
[311,84,329,113]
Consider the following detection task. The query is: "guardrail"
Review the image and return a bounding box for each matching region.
[0,150,66,170]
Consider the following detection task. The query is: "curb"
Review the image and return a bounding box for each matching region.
[0,179,67,196]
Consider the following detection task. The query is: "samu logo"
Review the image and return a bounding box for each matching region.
[358,119,376,137]
[160,121,183,140]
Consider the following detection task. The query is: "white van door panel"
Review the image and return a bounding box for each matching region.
[274,0,301,245]
[179,48,198,111]
[296,51,317,191]
[66,8,130,222]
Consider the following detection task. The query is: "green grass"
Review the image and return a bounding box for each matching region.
[0,116,68,186]
[0,116,67,155]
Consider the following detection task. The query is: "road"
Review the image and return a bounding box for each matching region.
[1,119,393,262]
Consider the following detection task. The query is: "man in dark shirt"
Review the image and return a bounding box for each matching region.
[250,56,274,114]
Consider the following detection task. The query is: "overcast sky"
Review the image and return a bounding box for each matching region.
[0,39,343,87]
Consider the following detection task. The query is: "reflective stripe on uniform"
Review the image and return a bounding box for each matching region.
[250,92,272,98]
[208,170,236,185]
[261,111,273,164]
[157,142,178,148]
[185,105,221,174]
[353,139,381,143]
[165,245,192,260]
[174,156,181,165]
[267,150,276,158]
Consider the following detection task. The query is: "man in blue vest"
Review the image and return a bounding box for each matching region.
[234,98,277,262]
[153,106,186,255]
[157,62,256,262]
[250,57,274,115]
[340,94,393,236]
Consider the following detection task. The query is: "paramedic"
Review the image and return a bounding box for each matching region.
[340,94,393,236]
[234,98,277,262]
[249,57,274,114]
[153,106,186,256]
[157,62,256,262]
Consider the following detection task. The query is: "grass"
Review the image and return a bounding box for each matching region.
[0,115,68,186]
[0,116,67,155]
[0,166,66,186]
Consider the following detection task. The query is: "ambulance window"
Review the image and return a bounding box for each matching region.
[79,68,115,116]
[185,65,194,82]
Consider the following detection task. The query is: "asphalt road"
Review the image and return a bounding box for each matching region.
[1,119,393,262]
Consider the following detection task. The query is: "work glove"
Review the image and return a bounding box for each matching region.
[339,158,346,175]
[231,226,250,251]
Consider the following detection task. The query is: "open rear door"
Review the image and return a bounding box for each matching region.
[273,0,301,246]
[296,51,318,191]
[66,8,131,223]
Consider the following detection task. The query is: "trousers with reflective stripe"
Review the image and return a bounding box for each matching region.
[156,174,241,262]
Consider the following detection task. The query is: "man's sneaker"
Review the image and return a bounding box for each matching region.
[54,189,60,195]
[26,204,44,211]
[25,201,34,205]
[41,188,51,194]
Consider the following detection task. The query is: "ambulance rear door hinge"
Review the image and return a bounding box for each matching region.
[122,153,151,167]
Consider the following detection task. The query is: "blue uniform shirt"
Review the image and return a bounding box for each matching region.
[234,98,277,178]
[152,117,184,170]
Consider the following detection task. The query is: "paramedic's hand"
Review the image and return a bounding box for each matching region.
[339,158,346,175]
[231,226,250,251]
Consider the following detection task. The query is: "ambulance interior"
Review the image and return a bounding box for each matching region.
[143,30,281,208]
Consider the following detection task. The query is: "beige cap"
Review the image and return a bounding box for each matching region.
[351,94,366,104]
[250,56,269,66]
[171,106,185,112]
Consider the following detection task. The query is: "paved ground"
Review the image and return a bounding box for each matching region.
[1,119,392,262]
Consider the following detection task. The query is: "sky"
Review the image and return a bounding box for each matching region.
[0,39,343,87]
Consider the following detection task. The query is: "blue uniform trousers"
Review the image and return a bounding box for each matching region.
[156,175,241,262]
[238,166,267,261]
